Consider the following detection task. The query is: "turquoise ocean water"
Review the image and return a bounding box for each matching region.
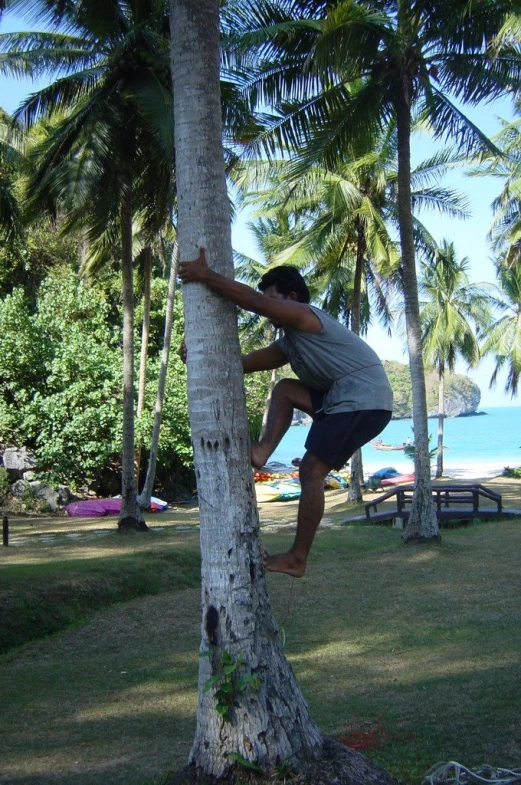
[271,406,521,480]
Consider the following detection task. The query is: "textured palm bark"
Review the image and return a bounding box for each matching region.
[169,738,401,785]
[171,0,322,777]
[395,79,439,543]
[119,192,147,531]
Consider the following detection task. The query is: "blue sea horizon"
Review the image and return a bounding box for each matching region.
[271,405,521,480]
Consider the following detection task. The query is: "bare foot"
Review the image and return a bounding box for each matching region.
[251,442,271,470]
[262,548,306,578]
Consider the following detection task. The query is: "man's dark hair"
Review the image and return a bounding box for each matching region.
[258,265,310,303]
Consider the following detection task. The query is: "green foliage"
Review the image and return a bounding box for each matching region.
[0,467,9,504]
[201,649,261,723]
[0,267,124,489]
[0,243,271,495]
[403,443,436,464]
[224,751,262,773]
[0,218,80,303]
[243,370,271,441]
[502,466,521,479]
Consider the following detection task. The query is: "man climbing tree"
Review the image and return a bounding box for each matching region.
[180,251,393,578]
[170,0,399,782]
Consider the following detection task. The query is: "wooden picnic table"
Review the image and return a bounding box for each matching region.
[365,483,504,525]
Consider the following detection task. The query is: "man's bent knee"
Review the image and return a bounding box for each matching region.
[272,379,313,414]
[299,452,331,483]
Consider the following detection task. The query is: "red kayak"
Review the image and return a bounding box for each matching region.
[380,473,415,487]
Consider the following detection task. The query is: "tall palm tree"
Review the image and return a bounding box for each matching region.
[171,0,325,776]
[481,262,521,397]
[420,240,492,477]
[1,0,175,530]
[237,141,467,498]
[469,102,521,396]
[239,152,399,501]
[226,0,521,541]
[171,3,401,780]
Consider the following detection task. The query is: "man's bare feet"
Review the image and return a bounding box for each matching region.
[263,548,306,578]
[251,442,271,470]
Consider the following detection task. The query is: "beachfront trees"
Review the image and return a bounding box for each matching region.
[472,103,521,396]
[420,241,492,477]
[481,263,521,397]
[484,104,521,271]
[237,150,399,500]
[227,0,521,542]
[170,0,325,777]
[0,0,175,530]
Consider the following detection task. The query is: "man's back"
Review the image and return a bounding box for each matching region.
[276,306,394,415]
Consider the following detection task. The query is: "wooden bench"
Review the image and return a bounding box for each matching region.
[365,483,504,525]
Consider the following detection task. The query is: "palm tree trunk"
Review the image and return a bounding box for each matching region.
[395,79,439,542]
[139,242,179,508]
[118,191,147,532]
[171,0,323,776]
[436,364,445,479]
[260,328,280,439]
[135,244,153,484]
[260,367,278,437]
[348,223,365,504]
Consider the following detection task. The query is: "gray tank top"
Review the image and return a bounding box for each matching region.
[275,305,394,414]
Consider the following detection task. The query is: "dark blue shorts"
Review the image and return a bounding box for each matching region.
[305,390,392,470]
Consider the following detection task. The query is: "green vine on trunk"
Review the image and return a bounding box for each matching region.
[200,649,261,722]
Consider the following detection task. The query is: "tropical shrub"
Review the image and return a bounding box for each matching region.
[0,263,272,495]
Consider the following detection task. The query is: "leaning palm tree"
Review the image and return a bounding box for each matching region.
[1,0,175,530]
[226,0,521,542]
[420,240,492,477]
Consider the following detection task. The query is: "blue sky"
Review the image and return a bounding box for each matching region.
[1,11,518,409]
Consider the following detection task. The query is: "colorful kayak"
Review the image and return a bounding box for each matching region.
[381,473,415,487]
[255,480,302,503]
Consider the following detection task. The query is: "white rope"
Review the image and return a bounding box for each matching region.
[423,762,521,785]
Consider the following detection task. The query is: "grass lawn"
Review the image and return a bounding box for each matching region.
[1,480,520,785]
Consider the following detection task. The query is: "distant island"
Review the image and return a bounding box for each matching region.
[291,361,481,425]
[384,361,481,419]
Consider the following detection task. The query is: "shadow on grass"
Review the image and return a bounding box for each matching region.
[1,518,520,784]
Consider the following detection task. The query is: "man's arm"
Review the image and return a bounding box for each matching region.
[179,247,320,333]
[178,340,287,373]
[242,344,288,374]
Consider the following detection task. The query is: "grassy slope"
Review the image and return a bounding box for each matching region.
[0,491,520,785]
[0,522,201,654]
